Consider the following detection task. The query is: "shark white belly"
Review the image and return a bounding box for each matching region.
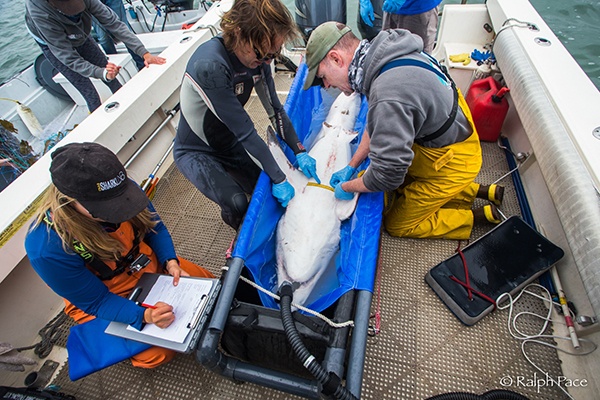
[268,92,361,306]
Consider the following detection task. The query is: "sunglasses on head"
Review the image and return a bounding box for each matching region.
[253,46,281,62]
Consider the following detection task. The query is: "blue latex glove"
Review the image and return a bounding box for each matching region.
[334,183,354,201]
[383,0,407,14]
[296,152,321,184]
[359,0,375,27]
[272,180,295,207]
[329,165,357,188]
[471,49,492,63]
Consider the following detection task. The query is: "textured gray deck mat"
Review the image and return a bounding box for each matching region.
[47,94,569,399]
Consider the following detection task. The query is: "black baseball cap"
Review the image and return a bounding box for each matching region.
[50,142,149,224]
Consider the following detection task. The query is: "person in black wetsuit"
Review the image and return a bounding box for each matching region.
[173,0,320,230]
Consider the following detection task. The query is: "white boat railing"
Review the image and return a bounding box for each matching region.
[488,0,600,318]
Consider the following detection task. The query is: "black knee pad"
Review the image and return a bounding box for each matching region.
[222,192,249,230]
[231,192,249,216]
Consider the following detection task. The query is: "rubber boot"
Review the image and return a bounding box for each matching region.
[473,204,501,224]
[477,184,504,206]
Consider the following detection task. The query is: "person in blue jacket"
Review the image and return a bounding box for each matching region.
[174,0,320,230]
[25,142,213,368]
[359,0,442,53]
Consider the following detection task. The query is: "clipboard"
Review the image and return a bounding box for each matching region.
[105,273,220,353]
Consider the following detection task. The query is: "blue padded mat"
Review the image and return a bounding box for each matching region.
[232,63,383,312]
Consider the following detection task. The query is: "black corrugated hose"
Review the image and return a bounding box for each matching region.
[426,389,530,400]
[279,282,358,400]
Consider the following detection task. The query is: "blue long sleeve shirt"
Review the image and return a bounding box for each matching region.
[25,203,175,330]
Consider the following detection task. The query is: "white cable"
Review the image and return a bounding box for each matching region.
[496,284,597,400]
[221,266,354,329]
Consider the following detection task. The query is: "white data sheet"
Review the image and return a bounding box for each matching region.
[126,275,213,343]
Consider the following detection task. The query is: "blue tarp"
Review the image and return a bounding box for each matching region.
[232,63,384,312]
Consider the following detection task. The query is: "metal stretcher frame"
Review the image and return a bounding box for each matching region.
[196,64,382,398]
[197,256,374,398]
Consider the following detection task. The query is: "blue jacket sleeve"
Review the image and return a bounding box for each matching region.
[25,223,146,329]
[143,202,177,266]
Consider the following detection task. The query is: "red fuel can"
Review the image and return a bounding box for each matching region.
[465,77,510,142]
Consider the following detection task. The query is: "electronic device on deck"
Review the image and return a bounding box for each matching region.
[426,216,564,325]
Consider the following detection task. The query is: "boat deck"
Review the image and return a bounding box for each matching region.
[43,82,569,400]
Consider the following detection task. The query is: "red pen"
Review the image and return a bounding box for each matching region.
[141,303,157,309]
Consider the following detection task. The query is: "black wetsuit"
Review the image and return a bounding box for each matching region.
[174,36,302,229]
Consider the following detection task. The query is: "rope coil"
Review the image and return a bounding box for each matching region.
[221,265,354,329]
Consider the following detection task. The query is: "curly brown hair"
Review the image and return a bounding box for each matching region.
[220,0,299,56]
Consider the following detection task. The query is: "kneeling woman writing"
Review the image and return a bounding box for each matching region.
[25,142,213,368]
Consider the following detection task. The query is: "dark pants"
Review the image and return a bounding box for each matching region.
[92,0,145,70]
[39,37,122,112]
[174,142,262,230]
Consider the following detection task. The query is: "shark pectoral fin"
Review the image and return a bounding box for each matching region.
[311,121,329,145]
[342,129,359,143]
[335,193,360,221]
[267,125,292,167]
[267,126,307,191]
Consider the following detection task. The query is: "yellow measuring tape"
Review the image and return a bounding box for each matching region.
[0,190,46,247]
[306,182,334,192]
[305,170,365,193]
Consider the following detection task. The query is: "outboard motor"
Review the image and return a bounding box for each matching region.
[295,0,347,40]
[357,0,383,40]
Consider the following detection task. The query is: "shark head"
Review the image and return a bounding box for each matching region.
[323,92,361,131]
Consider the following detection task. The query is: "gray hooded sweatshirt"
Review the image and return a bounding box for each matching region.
[25,0,148,80]
[360,29,473,192]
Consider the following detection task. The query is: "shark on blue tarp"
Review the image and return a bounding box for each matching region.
[268,92,362,306]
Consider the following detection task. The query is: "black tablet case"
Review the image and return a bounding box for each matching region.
[425,216,564,325]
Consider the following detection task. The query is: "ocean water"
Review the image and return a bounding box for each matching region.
[1,0,598,89]
[0,0,42,84]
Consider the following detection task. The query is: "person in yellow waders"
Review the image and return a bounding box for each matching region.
[303,22,503,239]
